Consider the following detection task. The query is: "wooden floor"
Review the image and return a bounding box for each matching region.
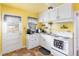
[3,47,53,56]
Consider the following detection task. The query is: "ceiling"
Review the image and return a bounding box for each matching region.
[4,3,63,14]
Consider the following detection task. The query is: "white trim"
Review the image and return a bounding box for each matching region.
[2,13,22,18]
[73,11,79,56]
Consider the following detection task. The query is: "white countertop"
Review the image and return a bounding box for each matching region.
[40,31,73,39]
[52,32,73,38]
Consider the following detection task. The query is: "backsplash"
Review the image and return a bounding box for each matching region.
[37,22,74,32]
[51,22,74,32]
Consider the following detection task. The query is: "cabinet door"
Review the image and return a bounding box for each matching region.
[33,34,39,46]
[49,9,58,21]
[39,13,44,22]
[43,10,52,22]
[42,11,49,22]
[40,38,48,49]
[26,34,39,49]
[39,11,48,22]
[26,34,33,49]
[39,10,50,22]
[42,38,51,51]
[40,9,58,22]
[58,4,72,19]
[40,34,52,50]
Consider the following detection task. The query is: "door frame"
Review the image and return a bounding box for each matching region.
[74,11,79,56]
[2,13,23,54]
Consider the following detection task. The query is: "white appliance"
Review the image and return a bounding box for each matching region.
[51,32,74,56]
[52,36,69,55]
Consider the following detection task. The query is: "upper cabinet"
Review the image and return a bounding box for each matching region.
[39,10,49,22]
[39,8,58,22]
[58,4,73,20]
[39,11,45,22]
[43,11,49,22]
[39,4,73,23]
[49,8,58,21]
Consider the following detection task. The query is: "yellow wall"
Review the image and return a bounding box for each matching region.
[60,22,74,32]
[72,3,79,11]
[0,4,37,53]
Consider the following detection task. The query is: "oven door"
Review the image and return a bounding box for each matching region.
[52,37,69,55]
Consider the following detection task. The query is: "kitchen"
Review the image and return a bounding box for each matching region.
[0,3,79,56]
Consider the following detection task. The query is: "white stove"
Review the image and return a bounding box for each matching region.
[51,32,74,56]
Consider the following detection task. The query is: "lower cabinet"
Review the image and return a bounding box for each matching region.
[26,33,53,52]
[39,34,53,51]
[26,34,39,49]
[40,38,50,50]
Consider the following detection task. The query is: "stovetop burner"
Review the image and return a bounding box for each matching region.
[54,39,64,50]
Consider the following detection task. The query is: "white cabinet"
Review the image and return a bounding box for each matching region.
[40,37,46,48]
[39,9,58,22]
[39,4,73,23]
[26,33,54,52]
[39,33,54,51]
[58,4,73,20]
[40,37,50,50]
[49,9,58,21]
[39,13,44,22]
[26,34,39,49]
[43,11,49,22]
[39,11,49,22]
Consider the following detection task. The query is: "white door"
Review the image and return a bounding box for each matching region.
[2,15,22,54]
